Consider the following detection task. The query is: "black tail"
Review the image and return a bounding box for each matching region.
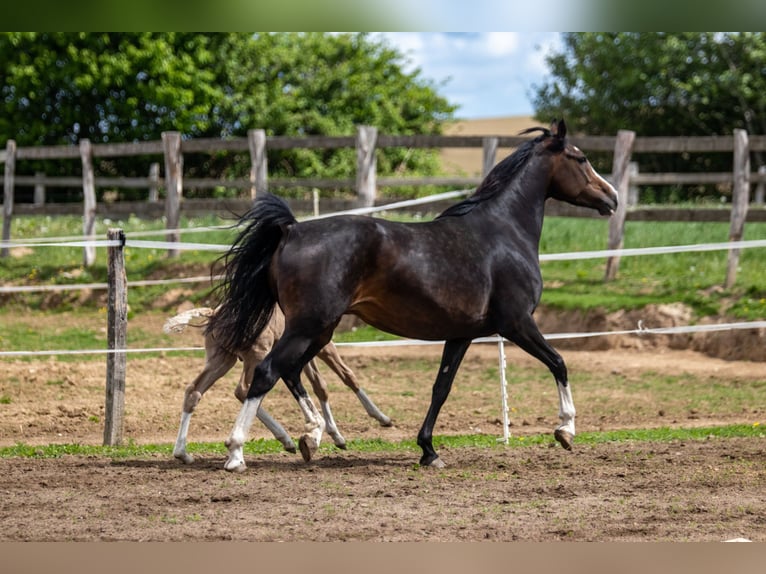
[205,193,297,351]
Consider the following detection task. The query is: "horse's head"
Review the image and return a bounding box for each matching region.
[540,119,618,216]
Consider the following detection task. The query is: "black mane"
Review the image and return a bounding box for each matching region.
[437,127,551,219]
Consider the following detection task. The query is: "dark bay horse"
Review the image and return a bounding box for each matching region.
[207,119,618,471]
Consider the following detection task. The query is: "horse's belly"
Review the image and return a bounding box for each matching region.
[350,296,487,341]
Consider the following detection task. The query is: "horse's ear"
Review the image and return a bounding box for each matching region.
[551,118,567,140]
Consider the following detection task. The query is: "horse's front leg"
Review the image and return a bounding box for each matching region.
[416,339,471,468]
[554,380,576,450]
[503,315,575,450]
[296,395,326,462]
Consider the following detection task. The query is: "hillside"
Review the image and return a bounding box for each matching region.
[439,115,538,176]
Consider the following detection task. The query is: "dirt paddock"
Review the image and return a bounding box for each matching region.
[0,336,764,542]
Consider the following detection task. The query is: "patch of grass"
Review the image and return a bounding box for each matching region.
[1,424,760,460]
[3,214,766,321]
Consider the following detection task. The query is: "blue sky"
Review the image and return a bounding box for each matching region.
[374,32,563,119]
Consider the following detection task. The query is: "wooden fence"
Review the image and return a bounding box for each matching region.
[3,126,766,283]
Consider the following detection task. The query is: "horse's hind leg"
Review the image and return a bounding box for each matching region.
[174,338,237,464]
[234,325,298,454]
[235,359,297,454]
[303,358,346,449]
[502,315,575,450]
[224,332,326,472]
[416,338,472,468]
[316,342,392,427]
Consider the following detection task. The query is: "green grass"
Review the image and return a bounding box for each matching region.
[2,213,766,355]
[538,217,766,319]
[1,424,761,460]
[3,213,765,318]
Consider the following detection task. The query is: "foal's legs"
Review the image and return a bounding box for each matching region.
[416,338,472,468]
[173,339,238,464]
[316,342,393,427]
[302,358,347,449]
[224,333,326,472]
[503,314,575,450]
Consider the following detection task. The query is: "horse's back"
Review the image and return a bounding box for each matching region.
[274,215,494,340]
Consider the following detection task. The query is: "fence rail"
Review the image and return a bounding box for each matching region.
[4,127,766,280]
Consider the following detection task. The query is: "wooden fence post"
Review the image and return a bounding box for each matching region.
[356,125,377,208]
[33,171,46,205]
[754,165,765,205]
[627,162,639,206]
[162,131,183,258]
[80,139,97,267]
[147,162,160,202]
[725,129,750,288]
[482,137,499,177]
[605,129,636,281]
[248,129,267,201]
[104,228,127,446]
[2,139,16,258]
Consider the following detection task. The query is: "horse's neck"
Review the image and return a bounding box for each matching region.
[496,164,549,244]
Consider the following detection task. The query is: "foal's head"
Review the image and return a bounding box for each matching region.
[533,119,618,216]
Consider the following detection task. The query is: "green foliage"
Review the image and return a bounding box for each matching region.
[0,33,455,201]
[533,32,766,203]
[535,33,766,138]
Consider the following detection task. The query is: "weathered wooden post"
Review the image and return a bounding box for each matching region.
[162,131,183,258]
[604,129,636,281]
[80,139,97,267]
[104,228,127,446]
[627,162,639,206]
[725,129,750,288]
[753,165,765,205]
[482,137,499,177]
[33,171,46,206]
[248,129,267,201]
[147,162,160,203]
[2,140,16,258]
[356,125,377,208]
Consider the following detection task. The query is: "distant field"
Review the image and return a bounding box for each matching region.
[439,115,537,176]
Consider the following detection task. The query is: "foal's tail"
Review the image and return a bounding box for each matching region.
[205,193,297,352]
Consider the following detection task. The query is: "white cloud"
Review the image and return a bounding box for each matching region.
[373,32,562,118]
[483,32,520,57]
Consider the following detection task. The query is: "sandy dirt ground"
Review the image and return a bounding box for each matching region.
[0,334,764,541]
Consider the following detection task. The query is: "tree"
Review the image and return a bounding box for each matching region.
[0,33,455,200]
[532,33,766,201]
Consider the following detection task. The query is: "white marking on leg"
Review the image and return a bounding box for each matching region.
[173,411,194,464]
[320,401,346,448]
[297,396,325,462]
[256,407,297,453]
[556,381,576,436]
[299,396,325,445]
[224,396,262,472]
[355,388,392,426]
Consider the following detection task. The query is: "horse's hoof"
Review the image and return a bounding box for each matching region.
[554,428,574,451]
[419,454,446,468]
[174,452,194,465]
[424,457,446,469]
[224,461,247,473]
[336,442,347,450]
[379,417,393,428]
[298,435,318,462]
[284,444,297,454]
